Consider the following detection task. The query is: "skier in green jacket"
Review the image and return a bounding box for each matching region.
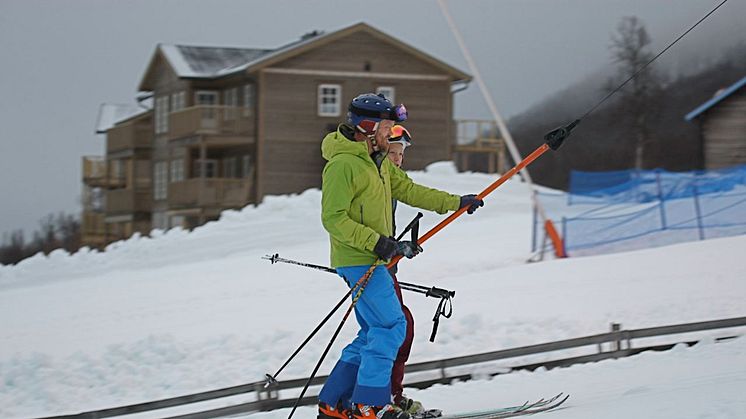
[317,93,484,419]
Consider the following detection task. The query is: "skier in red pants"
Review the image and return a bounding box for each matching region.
[387,125,424,416]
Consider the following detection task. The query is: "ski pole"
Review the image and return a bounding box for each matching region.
[263,288,352,388]
[263,252,455,342]
[386,125,574,268]
[262,253,455,299]
[287,260,379,419]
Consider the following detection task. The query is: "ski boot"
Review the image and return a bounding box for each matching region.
[351,403,410,419]
[318,401,351,419]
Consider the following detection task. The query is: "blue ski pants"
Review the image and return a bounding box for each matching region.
[318,264,407,407]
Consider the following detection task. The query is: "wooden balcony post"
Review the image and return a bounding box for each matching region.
[199,141,207,223]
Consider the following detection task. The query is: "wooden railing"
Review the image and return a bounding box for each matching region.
[41,316,746,419]
[168,178,251,209]
[454,119,503,147]
[107,120,152,153]
[452,119,507,173]
[106,189,152,214]
[82,156,105,181]
[169,106,254,140]
[81,211,105,235]
[82,157,127,188]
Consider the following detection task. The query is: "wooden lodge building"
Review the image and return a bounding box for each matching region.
[82,22,509,248]
[685,75,746,169]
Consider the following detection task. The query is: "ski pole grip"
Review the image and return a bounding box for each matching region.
[396,212,423,241]
[426,286,455,299]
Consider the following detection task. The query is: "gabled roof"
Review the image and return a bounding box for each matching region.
[685,75,746,121]
[138,22,470,91]
[95,104,150,134]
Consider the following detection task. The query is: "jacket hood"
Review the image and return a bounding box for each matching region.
[321,124,370,162]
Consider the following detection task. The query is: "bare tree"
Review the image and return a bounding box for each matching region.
[0,230,26,265]
[56,212,81,253]
[609,16,664,170]
[38,214,59,254]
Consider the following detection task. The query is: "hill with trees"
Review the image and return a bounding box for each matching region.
[507,31,745,190]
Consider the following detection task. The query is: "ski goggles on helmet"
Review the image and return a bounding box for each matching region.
[348,103,408,123]
[389,125,412,148]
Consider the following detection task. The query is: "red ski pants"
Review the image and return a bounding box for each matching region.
[390,272,414,404]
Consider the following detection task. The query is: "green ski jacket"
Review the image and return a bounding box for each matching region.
[321,125,461,267]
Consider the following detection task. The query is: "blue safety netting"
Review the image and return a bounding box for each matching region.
[568,165,746,204]
[534,165,746,257]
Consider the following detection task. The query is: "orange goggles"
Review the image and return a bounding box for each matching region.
[389,125,412,144]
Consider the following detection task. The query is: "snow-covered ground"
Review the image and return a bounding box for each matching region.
[1,163,745,418]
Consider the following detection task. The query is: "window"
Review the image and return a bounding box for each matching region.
[152,212,167,230]
[242,155,253,178]
[171,91,186,112]
[224,87,238,120]
[169,215,185,229]
[223,157,238,178]
[224,88,238,106]
[243,84,254,116]
[155,96,170,134]
[153,161,168,200]
[376,86,395,104]
[318,84,341,117]
[170,159,184,182]
[110,159,124,181]
[195,90,218,106]
[193,159,217,178]
[195,90,218,127]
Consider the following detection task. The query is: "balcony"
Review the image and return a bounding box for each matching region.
[168,178,251,210]
[82,156,106,186]
[107,118,152,153]
[106,189,152,215]
[169,106,254,142]
[452,119,506,174]
[82,156,126,188]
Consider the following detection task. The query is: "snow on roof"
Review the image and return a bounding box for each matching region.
[159,44,273,79]
[685,75,746,121]
[95,103,149,134]
[211,31,331,77]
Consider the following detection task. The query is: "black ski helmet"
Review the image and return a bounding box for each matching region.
[347,93,408,129]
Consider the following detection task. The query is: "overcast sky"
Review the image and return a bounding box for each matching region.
[0,0,744,239]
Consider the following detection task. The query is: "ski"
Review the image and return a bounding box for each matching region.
[487,394,569,418]
[413,393,568,419]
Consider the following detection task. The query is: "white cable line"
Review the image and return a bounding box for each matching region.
[437,0,551,229]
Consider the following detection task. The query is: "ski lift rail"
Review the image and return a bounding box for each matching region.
[41,316,746,419]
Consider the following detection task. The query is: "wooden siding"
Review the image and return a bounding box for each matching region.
[258,72,453,197]
[168,178,252,209]
[107,115,153,154]
[153,53,190,95]
[168,106,255,141]
[106,189,152,215]
[702,89,746,169]
[279,31,444,76]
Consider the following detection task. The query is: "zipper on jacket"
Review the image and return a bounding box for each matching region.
[360,204,364,224]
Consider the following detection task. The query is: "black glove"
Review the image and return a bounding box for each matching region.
[460,194,484,214]
[374,236,398,260]
[374,236,423,260]
[395,240,423,259]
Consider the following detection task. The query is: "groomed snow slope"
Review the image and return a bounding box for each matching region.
[1,163,744,418]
